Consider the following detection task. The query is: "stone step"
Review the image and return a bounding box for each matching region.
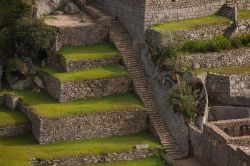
[110,20,186,159]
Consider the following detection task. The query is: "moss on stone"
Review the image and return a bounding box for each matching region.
[151,15,230,32]
[59,42,119,61]
[0,132,161,166]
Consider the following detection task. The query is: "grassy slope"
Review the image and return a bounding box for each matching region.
[239,10,250,20]
[1,90,144,118]
[152,15,230,32]
[41,65,129,82]
[88,155,165,166]
[59,43,120,61]
[191,64,250,75]
[0,132,162,166]
[0,106,29,127]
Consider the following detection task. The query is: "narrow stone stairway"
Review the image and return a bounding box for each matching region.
[110,20,186,159]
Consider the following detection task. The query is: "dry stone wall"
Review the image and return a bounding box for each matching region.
[31,148,159,166]
[48,54,121,72]
[36,110,147,144]
[144,0,226,27]
[182,48,250,69]
[40,71,132,102]
[146,23,229,48]
[55,19,110,51]
[206,73,250,104]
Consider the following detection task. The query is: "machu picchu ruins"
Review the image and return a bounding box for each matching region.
[0,0,250,165]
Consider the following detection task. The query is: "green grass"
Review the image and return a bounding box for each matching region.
[40,65,129,82]
[1,89,144,118]
[59,43,119,61]
[0,132,162,166]
[0,106,29,127]
[239,10,250,20]
[191,64,250,75]
[151,15,230,32]
[88,155,165,166]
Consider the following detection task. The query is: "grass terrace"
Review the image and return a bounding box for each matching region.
[151,15,230,32]
[239,10,250,20]
[88,155,165,166]
[59,42,119,61]
[1,89,144,118]
[0,106,29,127]
[191,64,250,75]
[40,65,129,82]
[0,132,162,166]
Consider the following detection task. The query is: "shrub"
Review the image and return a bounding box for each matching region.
[169,81,199,120]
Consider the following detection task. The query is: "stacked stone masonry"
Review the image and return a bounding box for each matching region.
[206,73,250,104]
[0,94,30,137]
[48,54,121,72]
[182,48,250,69]
[31,148,159,166]
[40,71,132,102]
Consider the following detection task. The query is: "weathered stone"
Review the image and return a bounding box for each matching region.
[64,2,80,15]
[135,144,150,150]
[10,79,33,90]
[34,76,44,89]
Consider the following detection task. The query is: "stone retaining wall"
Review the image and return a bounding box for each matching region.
[146,23,229,48]
[213,118,250,137]
[55,19,110,51]
[31,148,159,165]
[144,0,225,27]
[48,54,121,72]
[206,73,250,104]
[40,71,132,102]
[36,109,147,144]
[0,124,30,137]
[182,48,250,69]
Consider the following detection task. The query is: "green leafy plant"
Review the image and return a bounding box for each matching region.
[169,81,199,120]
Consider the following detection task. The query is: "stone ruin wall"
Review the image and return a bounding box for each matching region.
[193,122,250,166]
[207,73,250,105]
[39,71,132,102]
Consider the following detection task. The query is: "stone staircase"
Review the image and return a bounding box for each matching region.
[110,20,185,159]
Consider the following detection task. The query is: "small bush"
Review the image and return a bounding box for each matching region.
[169,81,199,120]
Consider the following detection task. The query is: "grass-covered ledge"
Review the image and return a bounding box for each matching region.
[59,42,120,61]
[40,65,129,82]
[0,106,29,127]
[190,64,250,75]
[0,132,162,166]
[1,89,144,118]
[151,15,230,32]
[239,10,250,20]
